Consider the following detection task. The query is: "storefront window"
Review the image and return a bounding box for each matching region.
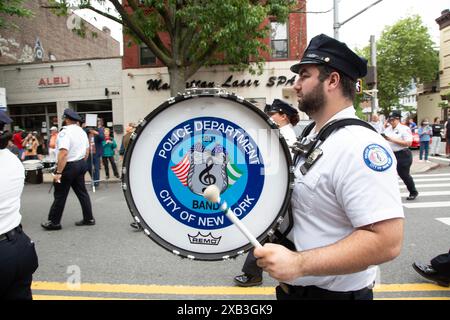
[271,22,288,59]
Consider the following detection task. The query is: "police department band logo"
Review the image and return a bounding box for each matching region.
[152,117,265,238]
[363,144,393,172]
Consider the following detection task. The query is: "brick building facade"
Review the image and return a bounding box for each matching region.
[0,0,119,65]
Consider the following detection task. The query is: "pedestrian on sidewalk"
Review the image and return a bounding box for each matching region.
[418,119,432,162]
[383,110,418,200]
[445,118,450,161]
[430,117,443,156]
[101,128,120,179]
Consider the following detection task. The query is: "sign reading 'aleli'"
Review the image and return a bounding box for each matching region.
[38,76,71,88]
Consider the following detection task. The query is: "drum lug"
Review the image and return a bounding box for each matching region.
[121,183,127,191]
[172,250,180,256]
[121,167,127,175]
[266,229,275,238]
[187,255,195,260]
[289,182,295,190]
[168,97,176,104]
[222,255,231,261]
[277,216,285,225]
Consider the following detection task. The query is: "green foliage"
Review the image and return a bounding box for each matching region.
[0,0,34,29]
[374,15,439,115]
[48,0,298,94]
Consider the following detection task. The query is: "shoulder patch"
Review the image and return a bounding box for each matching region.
[58,131,66,138]
[363,144,393,172]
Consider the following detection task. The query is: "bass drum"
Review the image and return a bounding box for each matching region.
[122,88,293,261]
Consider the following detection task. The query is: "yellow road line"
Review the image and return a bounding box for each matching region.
[374,283,450,292]
[32,294,450,301]
[32,281,275,296]
[32,281,450,296]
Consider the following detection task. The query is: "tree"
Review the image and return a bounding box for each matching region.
[370,16,439,116]
[48,0,299,95]
[0,0,34,29]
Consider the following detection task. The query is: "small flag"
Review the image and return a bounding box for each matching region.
[171,154,190,186]
[226,163,242,186]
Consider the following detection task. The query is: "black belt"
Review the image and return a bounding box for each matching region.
[67,159,84,164]
[279,282,372,299]
[0,225,22,242]
[394,149,409,154]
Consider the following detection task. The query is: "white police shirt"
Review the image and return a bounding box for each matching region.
[0,149,24,235]
[289,106,404,292]
[280,124,297,158]
[383,123,412,152]
[56,124,89,162]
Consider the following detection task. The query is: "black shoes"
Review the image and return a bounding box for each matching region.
[41,221,62,231]
[75,219,96,226]
[233,274,263,287]
[130,222,143,230]
[406,192,419,201]
[412,262,450,287]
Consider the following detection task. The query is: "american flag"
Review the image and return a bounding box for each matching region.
[170,154,190,186]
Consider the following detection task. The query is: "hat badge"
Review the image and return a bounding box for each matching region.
[324,57,331,63]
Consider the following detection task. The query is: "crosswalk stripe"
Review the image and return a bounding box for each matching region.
[410,173,450,178]
[436,218,450,226]
[400,191,450,197]
[31,281,450,295]
[403,201,450,209]
[428,156,450,163]
[399,178,450,183]
[399,183,450,189]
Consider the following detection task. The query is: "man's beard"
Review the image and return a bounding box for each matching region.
[298,81,326,117]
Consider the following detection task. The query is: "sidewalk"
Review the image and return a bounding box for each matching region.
[410,154,441,174]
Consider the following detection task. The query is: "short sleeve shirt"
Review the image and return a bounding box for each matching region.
[56,124,89,162]
[289,107,404,292]
[384,123,412,152]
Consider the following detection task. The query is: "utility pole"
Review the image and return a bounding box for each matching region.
[333,0,384,40]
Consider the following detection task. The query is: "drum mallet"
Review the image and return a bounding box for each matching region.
[203,185,262,248]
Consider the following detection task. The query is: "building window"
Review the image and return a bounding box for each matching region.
[140,44,156,66]
[270,22,288,59]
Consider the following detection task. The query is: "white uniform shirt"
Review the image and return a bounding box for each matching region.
[384,123,412,152]
[0,149,24,234]
[290,106,404,292]
[280,124,297,158]
[56,124,89,162]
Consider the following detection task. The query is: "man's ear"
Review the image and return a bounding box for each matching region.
[327,72,341,90]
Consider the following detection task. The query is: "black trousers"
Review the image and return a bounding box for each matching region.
[394,149,417,195]
[431,249,450,277]
[0,226,39,300]
[275,283,373,300]
[102,156,119,178]
[48,159,94,224]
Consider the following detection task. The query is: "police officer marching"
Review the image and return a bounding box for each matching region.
[41,109,95,230]
[0,110,39,299]
[383,110,419,200]
[254,34,404,300]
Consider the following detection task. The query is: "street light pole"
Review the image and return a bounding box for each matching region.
[370,35,378,116]
[333,0,384,40]
[333,0,340,40]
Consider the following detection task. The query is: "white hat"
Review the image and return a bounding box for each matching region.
[50,126,58,131]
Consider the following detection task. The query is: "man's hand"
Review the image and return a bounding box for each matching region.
[52,173,62,183]
[254,243,303,282]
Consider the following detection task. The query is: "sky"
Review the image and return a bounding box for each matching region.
[306,0,449,50]
[76,0,449,53]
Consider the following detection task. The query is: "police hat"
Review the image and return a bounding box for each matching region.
[0,110,12,125]
[290,34,368,80]
[388,110,402,119]
[265,99,298,117]
[63,108,82,122]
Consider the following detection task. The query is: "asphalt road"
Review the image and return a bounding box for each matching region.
[20,158,450,300]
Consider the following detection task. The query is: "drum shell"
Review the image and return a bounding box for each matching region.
[25,168,43,184]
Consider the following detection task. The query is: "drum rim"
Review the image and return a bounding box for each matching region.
[122,90,294,261]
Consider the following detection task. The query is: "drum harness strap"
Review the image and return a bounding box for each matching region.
[272,118,377,244]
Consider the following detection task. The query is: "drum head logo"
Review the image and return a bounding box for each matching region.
[152,117,265,230]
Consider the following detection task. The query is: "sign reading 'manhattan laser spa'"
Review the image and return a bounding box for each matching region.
[122,91,293,261]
